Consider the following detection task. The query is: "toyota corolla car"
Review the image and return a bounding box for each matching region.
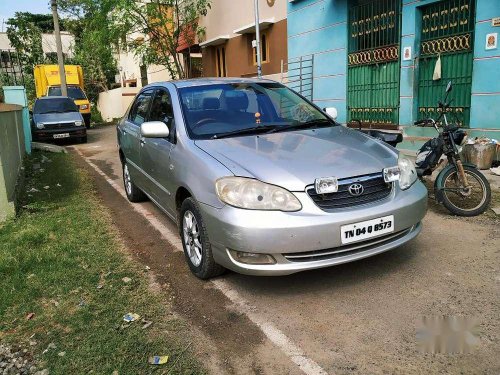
[117,78,427,279]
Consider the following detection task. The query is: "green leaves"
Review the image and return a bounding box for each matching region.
[107,0,212,79]
[59,0,119,103]
[6,12,46,68]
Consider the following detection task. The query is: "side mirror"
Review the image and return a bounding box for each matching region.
[140,121,170,138]
[324,107,338,120]
[446,81,452,93]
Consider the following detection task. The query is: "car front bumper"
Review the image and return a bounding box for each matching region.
[32,127,87,142]
[199,181,428,276]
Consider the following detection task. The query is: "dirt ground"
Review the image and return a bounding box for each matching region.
[71,125,499,375]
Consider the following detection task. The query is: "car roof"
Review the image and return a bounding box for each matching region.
[149,77,278,89]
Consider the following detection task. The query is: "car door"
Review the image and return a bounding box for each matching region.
[121,89,154,189]
[140,87,177,216]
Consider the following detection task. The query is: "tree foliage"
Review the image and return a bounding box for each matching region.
[110,0,211,80]
[3,6,117,104]
[6,13,46,69]
[3,0,210,103]
[60,0,119,103]
[5,12,50,101]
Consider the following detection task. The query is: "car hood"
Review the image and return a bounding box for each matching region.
[34,112,82,124]
[195,126,398,191]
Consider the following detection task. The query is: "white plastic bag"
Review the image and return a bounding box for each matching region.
[433,54,442,81]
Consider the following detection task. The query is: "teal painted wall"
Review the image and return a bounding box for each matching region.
[470,0,500,128]
[287,0,500,131]
[288,0,349,122]
[3,86,31,154]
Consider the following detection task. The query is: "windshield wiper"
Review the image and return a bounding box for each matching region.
[211,124,282,139]
[266,118,334,134]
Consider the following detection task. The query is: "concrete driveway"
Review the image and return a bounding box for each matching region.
[72,125,499,375]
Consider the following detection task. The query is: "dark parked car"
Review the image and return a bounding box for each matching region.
[31,96,87,143]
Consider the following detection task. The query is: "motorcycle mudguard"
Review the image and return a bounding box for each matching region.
[434,162,478,203]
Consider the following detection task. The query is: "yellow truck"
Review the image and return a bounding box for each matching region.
[34,64,91,127]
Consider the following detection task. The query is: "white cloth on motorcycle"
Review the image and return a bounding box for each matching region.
[416,137,444,169]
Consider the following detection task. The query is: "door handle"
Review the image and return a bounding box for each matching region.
[140,137,145,146]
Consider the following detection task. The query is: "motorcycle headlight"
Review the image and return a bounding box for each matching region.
[75,120,83,126]
[398,155,417,190]
[36,122,45,129]
[80,104,89,110]
[215,177,302,212]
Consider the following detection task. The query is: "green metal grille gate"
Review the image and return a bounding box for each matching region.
[347,0,401,128]
[417,0,475,127]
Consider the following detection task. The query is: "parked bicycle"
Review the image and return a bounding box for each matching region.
[414,81,491,216]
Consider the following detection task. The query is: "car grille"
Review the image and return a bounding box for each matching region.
[307,173,392,210]
[45,122,75,129]
[283,228,412,263]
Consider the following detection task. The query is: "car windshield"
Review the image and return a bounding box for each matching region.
[34,98,79,114]
[178,82,333,139]
[48,86,87,100]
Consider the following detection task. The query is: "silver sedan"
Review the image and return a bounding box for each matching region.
[117,78,427,278]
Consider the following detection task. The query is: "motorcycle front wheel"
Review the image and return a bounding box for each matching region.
[439,165,491,216]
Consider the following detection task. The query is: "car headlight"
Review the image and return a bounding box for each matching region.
[398,155,417,190]
[215,177,302,211]
[75,120,83,126]
[80,104,89,110]
[36,122,45,129]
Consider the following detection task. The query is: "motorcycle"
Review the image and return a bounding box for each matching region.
[414,81,491,217]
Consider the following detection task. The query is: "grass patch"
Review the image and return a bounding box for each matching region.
[0,152,205,374]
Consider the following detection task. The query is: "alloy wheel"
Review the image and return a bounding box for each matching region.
[123,164,132,196]
[183,210,203,267]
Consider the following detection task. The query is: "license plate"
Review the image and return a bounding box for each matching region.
[53,133,70,139]
[341,215,394,245]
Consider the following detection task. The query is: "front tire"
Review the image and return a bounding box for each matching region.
[122,161,146,202]
[180,197,225,279]
[439,165,491,216]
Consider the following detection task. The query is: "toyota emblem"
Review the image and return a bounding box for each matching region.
[348,183,364,196]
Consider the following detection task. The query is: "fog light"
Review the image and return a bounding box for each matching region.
[228,250,276,265]
[383,166,400,183]
[315,176,338,194]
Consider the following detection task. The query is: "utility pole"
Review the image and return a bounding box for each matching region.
[51,0,67,96]
[254,0,262,78]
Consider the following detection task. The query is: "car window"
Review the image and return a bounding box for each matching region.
[178,83,331,139]
[34,98,79,114]
[48,86,87,100]
[129,90,154,126]
[149,89,174,128]
[181,88,223,111]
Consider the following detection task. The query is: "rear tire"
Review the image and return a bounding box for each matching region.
[440,165,491,217]
[179,197,225,279]
[122,161,146,202]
